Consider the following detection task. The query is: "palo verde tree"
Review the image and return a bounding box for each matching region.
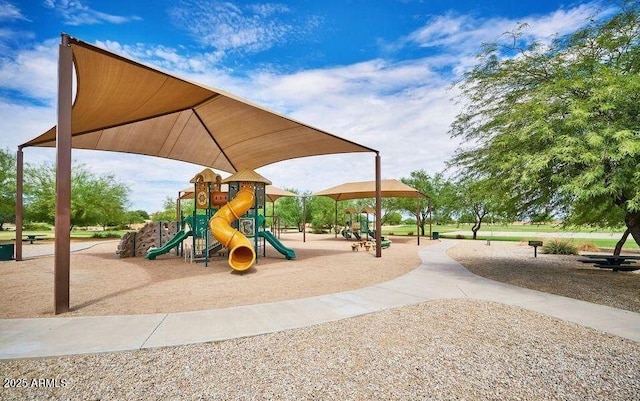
[388,170,457,236]
[450,1,640,254]
[24,162,130,228]
[273,188,304,230]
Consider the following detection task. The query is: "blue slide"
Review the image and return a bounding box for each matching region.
[258,231,296,260]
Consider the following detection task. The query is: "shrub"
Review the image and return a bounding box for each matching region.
[407,232,413,236]
[23,223,52,231]
[542,239,578,255]
[576,242,600,252]
[455,234,466,239]
[92,231,122,239]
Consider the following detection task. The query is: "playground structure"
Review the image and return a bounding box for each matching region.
[135,168,295,271]
[340,207,391,248]
[117,221,179,258]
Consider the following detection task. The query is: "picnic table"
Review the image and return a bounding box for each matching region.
[578,254,640,272]
[22,234,46,244]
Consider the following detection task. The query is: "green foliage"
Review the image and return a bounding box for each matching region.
[542,239,579,255]
[23,162,130,228]
[273,188,303,229]
[23,222,52,231]
[385,212,403,225]
[450,2,640,246]
[124,210,148,226]
[0,149,16,230]
[307,195,335,229]
[91,231,122,239]
[151,197,178,222]
[388,170,458,236]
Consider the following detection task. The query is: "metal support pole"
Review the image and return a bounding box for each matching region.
[334,200,338,239]
[54,33,73,314]
[302,196,306,243]
[429,198,433,240]
[15,147,23,261]
[375,153,382,257]
[416,199,420,246]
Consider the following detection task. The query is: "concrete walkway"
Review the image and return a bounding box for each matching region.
[18,240,118,259]
[1,241,638,360]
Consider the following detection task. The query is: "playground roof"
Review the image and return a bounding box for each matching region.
[313,179,427,201]
[179,185,297,202]
[20,37,377,172]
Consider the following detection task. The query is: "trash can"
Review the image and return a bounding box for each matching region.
[432,232,439,240]
[0,243,14,261]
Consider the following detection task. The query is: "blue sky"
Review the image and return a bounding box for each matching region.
[0,0,614,212]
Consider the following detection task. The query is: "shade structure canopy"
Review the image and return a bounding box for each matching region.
[313,179,427,201]
[14,34,384,314]
[20,37,377,171]
[179,185,297,202]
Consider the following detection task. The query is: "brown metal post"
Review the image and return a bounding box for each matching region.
[416,199,420,246]
[334,200,338,239]
[54,34,73,314]
[302,196,306,243]
[429,198,433,240]
[15,147,23,261]
[375,153,382,257]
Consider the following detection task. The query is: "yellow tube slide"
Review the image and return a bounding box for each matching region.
[209,188,256,271]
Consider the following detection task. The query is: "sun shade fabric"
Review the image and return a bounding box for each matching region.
[313,179,426,201]
[179,185,296,202]
[21,38,376,172]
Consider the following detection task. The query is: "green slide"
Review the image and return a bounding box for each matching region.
[258,231,296,260]
[145,227,192,260]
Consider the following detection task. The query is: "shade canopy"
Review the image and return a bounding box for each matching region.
[313,179,427,201]
[20,37,376,172]
[179,185,297,203]
[264,185,298,202]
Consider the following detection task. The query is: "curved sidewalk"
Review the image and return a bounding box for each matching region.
[1,241,638,360]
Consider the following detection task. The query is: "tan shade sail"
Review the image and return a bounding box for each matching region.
[264,185,298,202]
[21,37,376,172]
[313,179,427,201]
[179,185,297,202]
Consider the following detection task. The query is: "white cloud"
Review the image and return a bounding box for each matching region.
[0,1,28,21]
[0,3,603,212]
[0,38,58,102]
[43,0,141,26]
[168,0,320,57]
[404,2,604,56]
[169,1,291,53]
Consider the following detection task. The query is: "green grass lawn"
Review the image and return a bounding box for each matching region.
[0,229,128,242]
[380,224,639,251]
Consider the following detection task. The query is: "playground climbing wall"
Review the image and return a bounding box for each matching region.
[116,221,178,258]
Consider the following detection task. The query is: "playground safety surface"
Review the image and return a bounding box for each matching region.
[0,238,639,359]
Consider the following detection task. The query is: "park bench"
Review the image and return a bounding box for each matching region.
[578,254,640,272]
[22,234,46,244]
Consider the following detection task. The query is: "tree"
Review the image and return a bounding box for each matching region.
[24,162,130,228]
[450,2,640,253]
[390,170,457,236]
[457,178,501,239]
[124,210,149,227]
[151,197,178,222]
[273,188,303,230]
[0,149,16,230]
[306,195,335,232]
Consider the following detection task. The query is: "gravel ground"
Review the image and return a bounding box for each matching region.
[447,240,640,313]
[2,299,639,400]
[2,239,639,400]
